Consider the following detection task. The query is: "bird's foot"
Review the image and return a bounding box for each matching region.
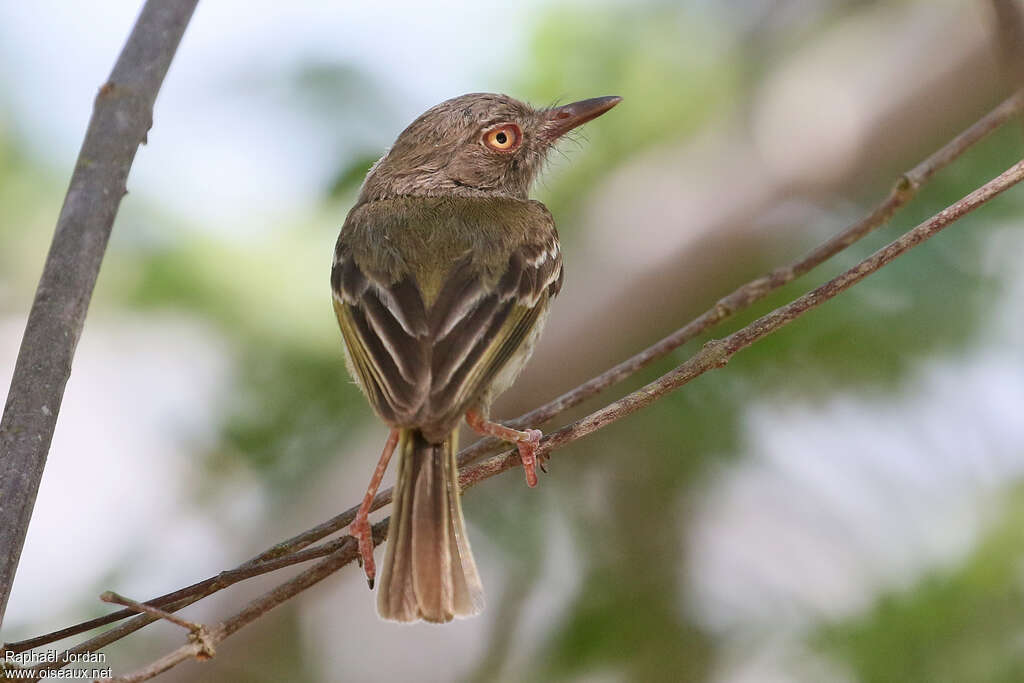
[516,429,543,487]
[466,411,545,488]
[349,514,376,589]
[349,427,399,590]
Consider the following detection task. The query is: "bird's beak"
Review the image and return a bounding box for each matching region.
[541,96,622,141]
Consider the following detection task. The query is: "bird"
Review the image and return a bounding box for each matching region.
[331,92,621,622]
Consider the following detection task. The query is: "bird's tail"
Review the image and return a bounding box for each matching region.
[377,428,484,623]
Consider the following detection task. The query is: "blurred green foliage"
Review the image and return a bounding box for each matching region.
[123,234,369,497]
[0,126,65,309]
[818,487,1024,683]
[730,123,1022,395]
[488,5,1023,678]
[516,4,738,228]
[2,0,1022,680]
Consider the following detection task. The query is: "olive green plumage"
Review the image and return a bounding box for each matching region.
[331,92,619,623]
[332,194,560,623]
[337,196,559,304]
[333,196,561,444]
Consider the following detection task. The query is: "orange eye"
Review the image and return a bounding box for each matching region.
[483,124,521,151]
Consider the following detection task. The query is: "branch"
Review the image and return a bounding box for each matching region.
[4,536,358,671]
[456,91,1024,465]
[99,523,385,683]
[91,155,1024,682]
[461,158,1024,485]
[0,0,198,626]
[99,592,212,640]
[5,91,1022,666]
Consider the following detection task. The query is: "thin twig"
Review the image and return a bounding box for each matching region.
[94,523,386,683]
[459,158,1024,487]
[99,592,205,636]
[45,153,1024,683]
[455,90,1024,466]
[6,90,1022,661]
[1,539,357,682]
[4,536,354,655]
[0,0,198,626]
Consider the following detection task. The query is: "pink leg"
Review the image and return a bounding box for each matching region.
[349,427,399,589]
[466,410,543,488]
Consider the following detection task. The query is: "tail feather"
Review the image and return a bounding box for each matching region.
[376,430,417,619]
[377,429,484,623]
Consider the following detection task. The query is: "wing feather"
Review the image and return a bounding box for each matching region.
[332,198,562,432]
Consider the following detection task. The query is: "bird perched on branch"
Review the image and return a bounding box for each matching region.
[332,92,620,622]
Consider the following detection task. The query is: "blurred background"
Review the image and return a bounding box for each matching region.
[2,0,1024,681]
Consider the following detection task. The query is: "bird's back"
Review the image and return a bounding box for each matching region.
[332,196,562,440]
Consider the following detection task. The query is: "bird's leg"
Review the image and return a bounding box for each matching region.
[349,427,400,589]
[465,410,543,488]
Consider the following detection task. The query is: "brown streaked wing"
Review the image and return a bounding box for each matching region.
[418,240,560,430]
[431,299,546,419]
[332,245,431,424]
[331,202,562,431]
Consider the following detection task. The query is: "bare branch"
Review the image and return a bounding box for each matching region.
[96,523,386,683]
[455,91,1024,467]
[3,534,354,657]
[0,0,198,626]
[460,158,1024,487]
[3,537,356,679]
[6,92,1022,667]
[99,593,208,641]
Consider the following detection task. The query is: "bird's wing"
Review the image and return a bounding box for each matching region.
[331,198,562,432]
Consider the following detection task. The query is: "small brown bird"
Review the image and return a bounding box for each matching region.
[332,92,620,622]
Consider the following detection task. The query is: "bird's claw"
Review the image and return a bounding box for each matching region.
[517,429,543,488]
[349,519,376,589]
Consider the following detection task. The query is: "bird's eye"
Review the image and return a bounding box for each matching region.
[483,124,521,151]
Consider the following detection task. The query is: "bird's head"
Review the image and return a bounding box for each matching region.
[357,92,621,203]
